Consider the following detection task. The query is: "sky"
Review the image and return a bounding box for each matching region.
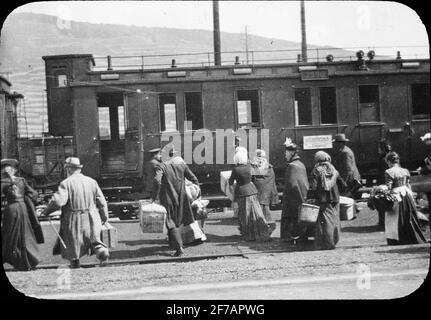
[10,0,428,54]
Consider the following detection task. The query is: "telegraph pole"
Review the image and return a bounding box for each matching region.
[300,0,308,62]
[213,0,221,66]
[245,26,249,64]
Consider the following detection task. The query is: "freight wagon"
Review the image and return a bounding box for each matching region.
[41,49,430,211]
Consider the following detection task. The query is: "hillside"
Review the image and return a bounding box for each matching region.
[0,12,349,137]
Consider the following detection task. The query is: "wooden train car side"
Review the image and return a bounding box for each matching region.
[42,54,430,194]
[1,75,23,160]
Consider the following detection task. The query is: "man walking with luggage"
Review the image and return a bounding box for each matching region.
[152,155,200,257]
[42,157,109,268]
[280,138,309,244]
[332,133,361,198]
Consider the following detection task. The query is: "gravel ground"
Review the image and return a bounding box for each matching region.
[4,202,430,297]
[7,243,430,297]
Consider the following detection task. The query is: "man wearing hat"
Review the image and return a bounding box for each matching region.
[281,138,309,243]
[332,133,361,198]
[41,157,109,268]
[144,148,162,198]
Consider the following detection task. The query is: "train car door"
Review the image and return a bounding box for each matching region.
[73,87,100,178]
[124,92,143,173]
[97,91,126,174]
[353,80,384,176]
[407,76,430,168]
[380,75,410,164]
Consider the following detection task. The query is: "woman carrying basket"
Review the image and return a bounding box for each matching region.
[383,152,426,245]
[309,151,347,250]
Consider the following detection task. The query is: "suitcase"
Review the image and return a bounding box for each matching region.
[139,201,167,233]
[100,222,118,248]
[339,196,355,220]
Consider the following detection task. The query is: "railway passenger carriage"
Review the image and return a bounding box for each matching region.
[41,52,430,199]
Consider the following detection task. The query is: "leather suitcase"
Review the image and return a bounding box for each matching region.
[100,223,118,248]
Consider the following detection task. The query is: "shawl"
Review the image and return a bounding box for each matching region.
[312,161,338,191]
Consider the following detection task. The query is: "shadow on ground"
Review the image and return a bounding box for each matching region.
[109,244,173,260]
[341,225,384,233]
[374,246,431,255]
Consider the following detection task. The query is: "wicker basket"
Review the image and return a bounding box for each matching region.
[298,203,319,224]
[139,201,167,233]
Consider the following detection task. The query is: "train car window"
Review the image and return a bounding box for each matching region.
[57,74,67,87]
[294,88,312,126]
[319,87,337,124]
[159,94,177,132]
[118,106,125,139]
[236,89,260,127]
[98,107,111,140]
[358,85,380,122]
[97,106,125,140]
[97,92,125,141]
[185,92,203,130]
[359,85,379,103]
[411,83,430,119]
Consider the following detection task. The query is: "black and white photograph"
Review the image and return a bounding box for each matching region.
[0,0,430,304]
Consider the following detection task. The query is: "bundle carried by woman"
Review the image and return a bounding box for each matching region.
[367,185,397,212]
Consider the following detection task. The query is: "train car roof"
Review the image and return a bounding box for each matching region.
[42,54,95,66]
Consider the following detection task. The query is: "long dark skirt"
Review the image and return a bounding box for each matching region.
[315,203,340,250]
[385,193,426,245]
[2,201,40,271]
[237,195,272,241]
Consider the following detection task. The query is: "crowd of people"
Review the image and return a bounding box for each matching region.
[1,132,430,271]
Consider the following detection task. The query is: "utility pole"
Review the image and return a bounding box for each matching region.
[245,26,249,64]
[213,0,221,66]
[300,0,308,62]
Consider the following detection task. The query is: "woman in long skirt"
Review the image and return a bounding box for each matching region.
[229,152,272,241]
[310,151,346,250]
[383,152,426,245]
[1,159,40,271]
[251,149,279,232]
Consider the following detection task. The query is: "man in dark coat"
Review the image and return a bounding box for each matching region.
[281,138,309,243]
[152,159,200,256]
[332,133,361,198]
[418,133,431,219]
[144,148,162,198]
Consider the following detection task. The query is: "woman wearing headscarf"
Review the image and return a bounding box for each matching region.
[229,151,272,241]
[1,159,41,271]
[383,152,426,245]
[310,151,347,250]
[251,149,279,231]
